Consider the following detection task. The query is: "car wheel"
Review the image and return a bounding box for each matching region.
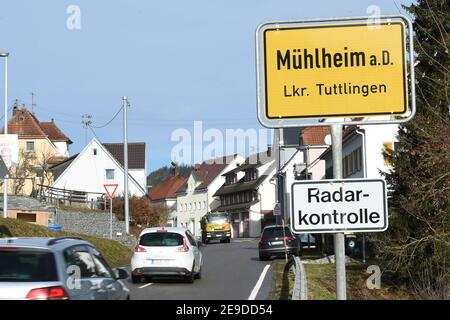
[186,263,195,283]
[259,253,267,261]
[195,266,202,280]
[131,274,140,284]
[226,238,231,243]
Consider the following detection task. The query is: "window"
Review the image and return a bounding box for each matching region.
[185,231,197,247]
[17,212,37,223]
[64,245,97,278]
[179,204,183,212]
[0,249,58,282]
[225,173,237,185]
[194,202,197,210]
[139,232,184,247]
[202,201,206,209]
[105,169,115,180]
[198,202,201,210]
[189,203,192,211]
[26,141,34,152]
[247,169,257,181]
[93,148,97,156]
[90,247,114,279]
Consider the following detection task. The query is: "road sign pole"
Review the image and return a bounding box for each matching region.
[331,124,347,300]
[110,198,113,240]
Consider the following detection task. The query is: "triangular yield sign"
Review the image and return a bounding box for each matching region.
[103,184,119,199]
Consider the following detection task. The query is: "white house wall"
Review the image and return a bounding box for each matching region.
[52,139,145,200]
[54,141,70,157]
[175,155,245,237]
[129,169,147,191]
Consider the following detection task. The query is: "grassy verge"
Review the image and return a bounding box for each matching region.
[270,249,414,300]
[0,217,132,268]
[269,259,296,300]
[304,261,413,300]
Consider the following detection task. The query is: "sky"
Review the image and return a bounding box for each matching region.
[0,0,412,172]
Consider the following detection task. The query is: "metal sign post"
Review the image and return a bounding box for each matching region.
[331,124,346,300]
[109,198,113,239]
[104,184,119,240]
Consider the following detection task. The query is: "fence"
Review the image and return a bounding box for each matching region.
[37,184,106,210]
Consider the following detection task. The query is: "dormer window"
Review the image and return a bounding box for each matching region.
[225,173,237,185]
[244,169,257,182]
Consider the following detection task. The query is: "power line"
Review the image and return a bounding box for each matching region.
[88,124,102,143]
[90,106,123,129]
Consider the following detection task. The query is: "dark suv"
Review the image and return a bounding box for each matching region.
[258,225,302,261]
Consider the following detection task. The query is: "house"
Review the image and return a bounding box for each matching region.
[149,175,188,226]
[50,138,146,201]
[175,154,245,237]
[213,149,276,238]
[320,121,398,179]
[0,103,73,195]
[279,127,331,223]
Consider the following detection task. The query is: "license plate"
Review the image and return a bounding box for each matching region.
[271,241,283,245]
[151,259,170,265]
[215,234,222,237]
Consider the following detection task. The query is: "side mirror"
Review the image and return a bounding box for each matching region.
[114,268,129,280]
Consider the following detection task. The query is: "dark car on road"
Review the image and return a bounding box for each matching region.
[258,225,302,261]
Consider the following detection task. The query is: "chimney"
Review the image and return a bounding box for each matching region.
[12,99,19,116]
[194,163,201,171]
[267,145,272,157]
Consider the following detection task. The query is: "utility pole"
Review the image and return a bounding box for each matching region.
[123,96,130,234]
[331,124,347,300]
[81,114,92,145]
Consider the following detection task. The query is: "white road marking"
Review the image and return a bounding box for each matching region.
[248,264,271,300]
[139,283,153,289]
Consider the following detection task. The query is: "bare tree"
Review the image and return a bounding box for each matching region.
[11,150,36,195]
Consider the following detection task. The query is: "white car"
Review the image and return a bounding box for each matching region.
[130,227,203,284]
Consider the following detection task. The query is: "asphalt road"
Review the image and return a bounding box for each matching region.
[124,238,274,300]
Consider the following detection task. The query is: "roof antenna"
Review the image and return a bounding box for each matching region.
[31,92,36,114]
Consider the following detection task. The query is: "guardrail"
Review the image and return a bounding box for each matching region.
[291,256,308,300]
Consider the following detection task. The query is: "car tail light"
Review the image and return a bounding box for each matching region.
[135,245,146,252]
[0,247,17,250]
[177,238,189,252]
[26,286,69,300]
[284,235,296,241]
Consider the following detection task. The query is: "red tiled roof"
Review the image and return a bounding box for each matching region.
[149,175,188,201]
[300,127,331,145]
[195,155,236,190]
[0,107,72,144]
[40,121,73,144]
[1,108,47,136]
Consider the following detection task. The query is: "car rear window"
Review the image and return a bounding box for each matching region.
[140,232,184,247]
[0,248,58,282]
[262,227,293,239]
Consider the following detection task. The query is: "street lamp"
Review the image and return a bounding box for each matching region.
[0,51,9,219]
